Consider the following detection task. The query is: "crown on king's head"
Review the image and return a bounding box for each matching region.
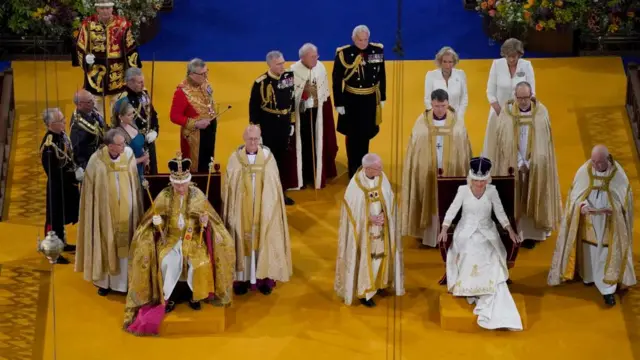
[168,152,192,183]
[469,157,492,180]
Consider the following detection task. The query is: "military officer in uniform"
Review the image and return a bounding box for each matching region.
[72,0,142,119]
[249,50,296,205]
[70,89,106,171]
[41,108,82,264]
[332,25,386,178]
[116,67,159,174]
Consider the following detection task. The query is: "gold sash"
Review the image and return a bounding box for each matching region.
[238,149,265,255]
[102,149,133,258]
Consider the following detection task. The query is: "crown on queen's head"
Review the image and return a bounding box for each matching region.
[469,157,492,181]
[168,152,192,184]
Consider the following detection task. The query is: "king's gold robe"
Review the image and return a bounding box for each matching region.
[124,184,236,328]
[222,145,292,283]
[335,169,404,305]
[485,100,562,237]
[548,160,636,290]
[401,109,471,246]
[75,146,143,289]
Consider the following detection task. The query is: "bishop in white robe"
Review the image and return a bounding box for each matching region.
[335,153,404,307]
[439,157,523,330]
[548,145,636,306]
[289,43,338,190]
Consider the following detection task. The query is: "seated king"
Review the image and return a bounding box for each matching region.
[124,153,236,330]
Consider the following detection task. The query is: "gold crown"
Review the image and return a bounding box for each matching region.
[168,152,192,182]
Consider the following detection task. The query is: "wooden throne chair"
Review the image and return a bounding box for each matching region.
[142,163,223,216]
[436,167,520,285]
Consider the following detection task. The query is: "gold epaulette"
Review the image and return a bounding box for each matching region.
[43,134,54,147]
[370,42,384,49]
[336,44,350,54]
[115,91,128,101]
[255,74,267,83]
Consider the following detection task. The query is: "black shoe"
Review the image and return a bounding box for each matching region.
[63,244,76,252]
[56,256,70,264]
[97,287,110,296]
[584,282,595,287]
[360,298,376,307]
[188,300,201,311]
[603,294,616,306]
[258,285,273,295]
[284,196,295,206]
[165,301,176,313]
[233,282,249,296]
[506,279,513,285]
[521,240,537,249]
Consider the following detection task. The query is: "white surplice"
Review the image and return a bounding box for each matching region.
[514,108,550,241]
[579,167,618,295]
[421,118,446,247]
[443,184,523,331]
[93,147,134,292]
[235,147,271,284]
[424,68,469,122]
[482,58,536,155]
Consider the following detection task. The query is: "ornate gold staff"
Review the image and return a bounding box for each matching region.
[198,157,214,245]
[142,179,163,234]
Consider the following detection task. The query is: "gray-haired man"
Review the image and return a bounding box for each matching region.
[116,67,159,174]
[249,50,296,205]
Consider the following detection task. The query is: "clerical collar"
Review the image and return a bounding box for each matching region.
[109,153,120,160]
[519,106,531,112]
[246,151,257,155]
[433,112,446,121]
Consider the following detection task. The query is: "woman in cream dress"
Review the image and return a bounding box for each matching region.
[482,38,536,155]
[438,157,523,331]
[424,46,468,123]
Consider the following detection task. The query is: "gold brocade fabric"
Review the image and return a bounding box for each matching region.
[102,148,132,259]
[221,146,292,281]
[548,161,635,287]
[335,169,404,305]
[238,150,265,255]
[179,79,216,171]
[123,185,236,329]
[486,100,562,231]
[75,147,143,282]
[400,109,471,238]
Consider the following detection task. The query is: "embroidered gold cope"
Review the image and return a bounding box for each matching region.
[222,146,292,282]
[485,100,562,232]
[401,109,471,238]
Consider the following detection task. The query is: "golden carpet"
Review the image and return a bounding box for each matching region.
[0,57,639,359]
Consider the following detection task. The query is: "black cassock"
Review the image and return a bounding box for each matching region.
[40,131,80,243]
[118,86,159,174]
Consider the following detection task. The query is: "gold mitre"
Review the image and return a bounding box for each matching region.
[168,152,192,184]
[94,0,116,7]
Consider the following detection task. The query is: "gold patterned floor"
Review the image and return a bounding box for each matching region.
[1,57,639,359]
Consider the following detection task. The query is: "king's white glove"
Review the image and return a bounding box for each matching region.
[152,215,163,226]
[146,130,158,143]
[85,54,95,65]
[305,97,314,109]
[336,106,345,115]
[75,167,84,181]
[290,125,294,136]
[380,101,385,109]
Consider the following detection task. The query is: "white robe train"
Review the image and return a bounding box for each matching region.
[443,184,523,331]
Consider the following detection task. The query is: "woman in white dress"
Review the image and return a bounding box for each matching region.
[437,157,523,331]
[482,38,536,155]
[424,46,468,123]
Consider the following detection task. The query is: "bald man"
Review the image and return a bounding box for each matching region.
[222,125,292,296]
[548,145,636,306]
[335,153,404,307]
[70,89,106,171]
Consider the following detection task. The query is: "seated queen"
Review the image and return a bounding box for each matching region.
[437,157,523,331]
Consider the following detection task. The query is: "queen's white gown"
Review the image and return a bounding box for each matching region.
[443,184,523,331]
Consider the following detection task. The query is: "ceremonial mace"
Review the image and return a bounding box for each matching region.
[198,157,215,246]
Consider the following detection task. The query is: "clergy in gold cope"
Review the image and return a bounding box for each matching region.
[401,89,471,247]
[223,125,292,296]
[335,153,404,307]
[124,152,235,328]
[485,81,562,249]
[75,129,143,296]
[548,145,636,307]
